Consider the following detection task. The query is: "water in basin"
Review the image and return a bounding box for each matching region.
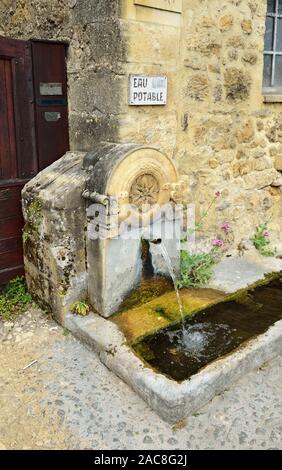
[133,276,282,381]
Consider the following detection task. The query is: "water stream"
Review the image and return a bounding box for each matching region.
[151,242,185,330]
[153,242,212,353]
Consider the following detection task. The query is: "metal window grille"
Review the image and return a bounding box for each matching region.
[263,0,282,92]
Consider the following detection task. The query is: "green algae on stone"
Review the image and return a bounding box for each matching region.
[113,271,282,344]
[112,287,227,342]
[23,198,43,242]
[115,277,173,314]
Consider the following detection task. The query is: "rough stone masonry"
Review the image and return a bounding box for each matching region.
[1,0,282,249]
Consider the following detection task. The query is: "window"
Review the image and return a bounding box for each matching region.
[263,0,282,94]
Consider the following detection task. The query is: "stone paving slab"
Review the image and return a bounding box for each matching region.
[209,252,282,293]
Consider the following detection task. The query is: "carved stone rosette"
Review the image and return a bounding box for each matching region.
[129,173,160,209]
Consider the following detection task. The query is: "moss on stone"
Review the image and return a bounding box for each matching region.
[112,287,227,343]
[115,277,173,313]
[23,199,43,242]
[113,271,282,344]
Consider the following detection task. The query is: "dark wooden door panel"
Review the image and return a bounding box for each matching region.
[34,106,69,168]
[0,235,23,254]
[0,182,26,284]
[0,37,69,285]
[0,37,37,179]
[0,249,24,271]
[31,41,69,171]
[0,58,17,179]
[0,266,24,285]
[0,184,25,218]
[0,216,24,239]
[0,37,35,285]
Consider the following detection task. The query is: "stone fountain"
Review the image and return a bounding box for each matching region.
[22,143,282,424]
[22,142,185,322]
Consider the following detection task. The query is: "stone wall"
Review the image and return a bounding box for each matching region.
[119,0,282,249]
[0,0,125,149]
[1,0,282,249]
[176,0,282,248]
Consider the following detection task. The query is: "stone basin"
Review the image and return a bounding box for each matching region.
[65,268,282,423]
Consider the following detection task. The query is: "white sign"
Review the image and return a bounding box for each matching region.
[128,75,167,106]
[40,82,63,96]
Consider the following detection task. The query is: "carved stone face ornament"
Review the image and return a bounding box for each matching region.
[129,173,160,210]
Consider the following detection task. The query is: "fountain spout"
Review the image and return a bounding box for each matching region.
[150,239,162,245]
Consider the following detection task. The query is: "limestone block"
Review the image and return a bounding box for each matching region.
[87,236,142,317]
[274,155,282,171]
[125,20,180,65]
[219,15,234,32]
[185,74,210,101]
[122,0,181,26]
[271,176,282,187]
[232,160,253,177]
[269,186,281,196]
[86,18,126,64]
[72,0,120,23]
[237,119,254,143]
[186,29,222,56]
[241,19,253,35]
[224,68,251,102]
[22,152,88,324]
[69,71,122,115]
[244,169,278,190]
[266,123,282,144]
[227,35,245,48]
[253,157,273,172]
[200,16,216,29]
[208,159,220,169]
[242,51,257,65]
[269,146,280,156]
[228,49,238,61]
[183,56,204,71]
[119,112,178,153]
[256,120,264,131]
[69,113,120,151]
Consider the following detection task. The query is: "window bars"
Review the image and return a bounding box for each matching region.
[263,0,282,91]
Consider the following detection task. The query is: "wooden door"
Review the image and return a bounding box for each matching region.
[0,37,69,285]
[0,37,37,285]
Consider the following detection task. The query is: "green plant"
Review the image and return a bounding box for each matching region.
[23,199,43,242]
[71,301,90,316]
[22,230,31,243]
[0,277,32,320]
[251,223,276,257]
[178,192,232,288]
[178,248,221,288]
[182,192,221,243]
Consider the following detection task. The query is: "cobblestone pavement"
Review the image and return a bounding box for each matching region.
[0,308,281,450]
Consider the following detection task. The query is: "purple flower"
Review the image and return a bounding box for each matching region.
[212,239,224,247]
[222,222,231,232]
[215,191,221,198]
[263,231,270,238]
